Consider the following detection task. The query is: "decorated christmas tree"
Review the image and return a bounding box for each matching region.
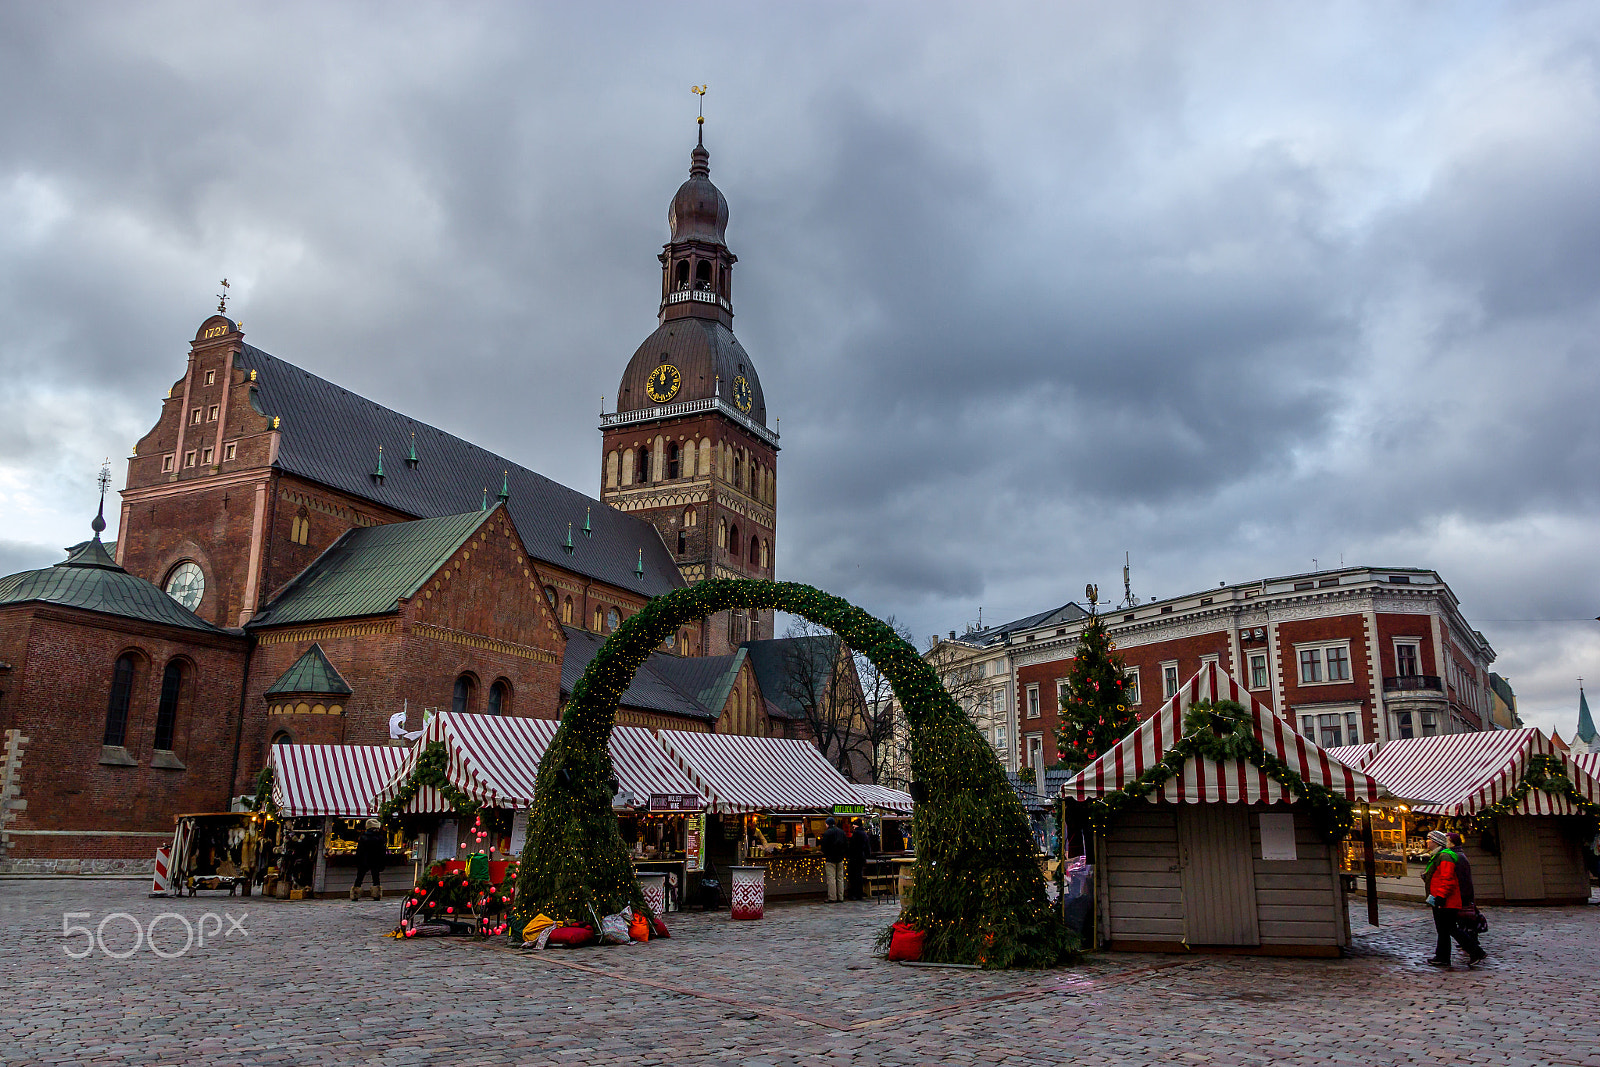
[1054,593,1136,773]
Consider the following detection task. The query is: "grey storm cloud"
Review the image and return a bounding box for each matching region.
[1,1,1598,734]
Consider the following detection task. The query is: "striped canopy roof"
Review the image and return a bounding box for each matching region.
[1575,752,1599,778]
[1346,729,1600,816]
[1062,662,1384,804]
[371,712,704,813]
[270,744,424,817]
[655,731,864,814]
[853,784,914,814]
[1324,742,1379,771]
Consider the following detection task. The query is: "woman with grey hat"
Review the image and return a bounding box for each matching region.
[351,818,388,900]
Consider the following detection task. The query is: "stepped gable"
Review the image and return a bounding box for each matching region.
[235,343,684,594]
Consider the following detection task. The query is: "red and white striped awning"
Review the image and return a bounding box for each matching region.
[655,731,864,814]
[1325,742,1379,771]
[270,744,414,817]
[853,784,914,814]
[370,713,705,813]
[1575,752,1599,779]
[1356,729,1600,816]
[1061,662,1385,804]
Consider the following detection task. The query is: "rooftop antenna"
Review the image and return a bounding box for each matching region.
[1120,552,1139,608]
[216,277,230,315]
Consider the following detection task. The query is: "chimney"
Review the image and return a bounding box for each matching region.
[949,631,957,641]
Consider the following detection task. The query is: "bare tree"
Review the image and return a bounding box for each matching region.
[853,616,916,787]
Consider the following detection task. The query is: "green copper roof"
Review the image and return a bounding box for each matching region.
[247,509,493,629]
[1578,688,1596,746]
[264,643,352,696]
[0,536,223,634]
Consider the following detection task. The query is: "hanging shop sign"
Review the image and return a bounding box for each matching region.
[832,804,866,816]
[649,793,700,812]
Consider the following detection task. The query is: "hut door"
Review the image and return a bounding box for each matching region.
[1497,818,1545,901]
[1176,806,1260,946]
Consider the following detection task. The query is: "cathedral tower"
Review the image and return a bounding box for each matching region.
[601,129,778,655]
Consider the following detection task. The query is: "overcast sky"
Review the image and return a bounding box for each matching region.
[2,2,1596,737]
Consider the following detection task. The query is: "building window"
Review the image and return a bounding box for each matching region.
[606,450,619,489]
[271,730,293,746]
[104,654,137,747]
[190,408,202,425]
[204,370,216,386]
[1300,711,1359,748]
[561,596,573,624]
[592,605,604,631]
[543,585,557,609]
[1298,643,1351,685]
[1026,734,1044,774]
[728,524,740,555]
[153,661,183,750]
[487,680,509,716]
[677,531,686,555]
[667,443,680,479]
[638,447,651,484]
[1124,668,1140,705]
[996,725,1007,752]
[1025,684,1040,719]
[621,448,634,486]
[1395,641,1420,677]
[207,405,219,422]
[452,675,475,715]
[1162,662,1179,700]
[223,443,236,462]
[684,506,697,528]
[162,454,175,472]
[1421,711,1438,736]
[202,447,214,465]
[1249,653,1269,690]
[184,451,197,468]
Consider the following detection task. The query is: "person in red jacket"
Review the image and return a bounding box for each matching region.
[1422,830,1486,968]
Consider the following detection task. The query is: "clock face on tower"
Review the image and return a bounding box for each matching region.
[731,375,752,413]
[164,561,205,611]
[646,364,682,403]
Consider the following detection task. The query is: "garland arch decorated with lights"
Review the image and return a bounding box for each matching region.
[511,578,1075,968]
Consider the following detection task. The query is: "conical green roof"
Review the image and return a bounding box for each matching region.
[0,536,222,633]
[263,643,352,697]
[1577,688,1596,746]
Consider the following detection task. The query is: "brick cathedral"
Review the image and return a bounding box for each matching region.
[0,131,834,872]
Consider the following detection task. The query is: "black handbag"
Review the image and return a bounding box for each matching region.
[1457,904,1488,935]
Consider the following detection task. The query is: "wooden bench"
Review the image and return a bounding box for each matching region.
[864,874,898,902]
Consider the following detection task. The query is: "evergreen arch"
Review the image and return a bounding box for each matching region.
[512,579,1073,967]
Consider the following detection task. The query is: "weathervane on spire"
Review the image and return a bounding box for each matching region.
[92,458,111,537]
[217,278,230,315]
[692,85,707,142]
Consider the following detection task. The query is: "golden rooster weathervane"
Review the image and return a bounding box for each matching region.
[692,85,707,127]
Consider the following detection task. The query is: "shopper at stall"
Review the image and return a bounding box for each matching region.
[351,818,388,901]
[820,817,847,903]
[845,819,870,901]
[1422,830,1485,967]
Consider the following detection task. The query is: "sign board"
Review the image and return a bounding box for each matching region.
[508,810,528,855]
[832,804,866,816]
[684,814,704,871]
[649,793,700,812]
[1259,813,1298,862]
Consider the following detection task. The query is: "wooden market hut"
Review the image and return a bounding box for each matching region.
[267,743,410,896]
[1063,663,1385,957]
[1334,730,1599,905]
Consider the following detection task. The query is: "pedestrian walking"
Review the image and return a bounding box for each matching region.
[845,818,870,901]
[820,817,847,903]
[351,818,388,900]
[1421,829,1486,968]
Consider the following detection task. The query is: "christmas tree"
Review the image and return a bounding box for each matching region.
[1054,607,1136,773]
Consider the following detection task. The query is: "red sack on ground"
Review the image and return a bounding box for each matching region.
[628,913,651,942]
[650,915,670,939]
[547,925,595,947]
[887,922,924,962]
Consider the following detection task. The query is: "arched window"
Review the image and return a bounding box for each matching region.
[729,523,740,555]
[104,654,137,747]
[760,539,770,568]
[606,450,619,489]
[452,675,476,715]
[684,505,697,528]
[696,260,713,290]
[682,440,696,478]
[666,443,679,479]
[153,660,184,751]
[291,506,310,546]
[562,596,573,624]
[544,586,557,609]
[677,631,688,655]
[592,605,604,631]
[607,607,620,631]
[622,448,634,486]
[487,680,509,716]
[698,439,711,478]
[639,447,651,484]
[749,534,759,565]
[718,519,727,549]
[675,260,690,289]
[271,730,293,746]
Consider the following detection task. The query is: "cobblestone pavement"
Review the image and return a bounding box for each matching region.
[2,880,1597,1066]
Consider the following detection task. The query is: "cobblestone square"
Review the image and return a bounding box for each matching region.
[2,880,1596,1066]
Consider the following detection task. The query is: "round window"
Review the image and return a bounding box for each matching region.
[607,607,620,631]
[164,561,205,611]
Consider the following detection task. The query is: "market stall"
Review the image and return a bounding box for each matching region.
[372,712,709,907]
[268,743,415,898]
[1330,730,1599,905]
[655,731,865,901]
[854,784,914,855]
[1063,662,1385,957]
[167,811,270,897]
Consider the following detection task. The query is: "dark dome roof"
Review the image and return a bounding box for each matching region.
[0,537,223,633]
[616,318,766,425]
[669,143,728,245]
